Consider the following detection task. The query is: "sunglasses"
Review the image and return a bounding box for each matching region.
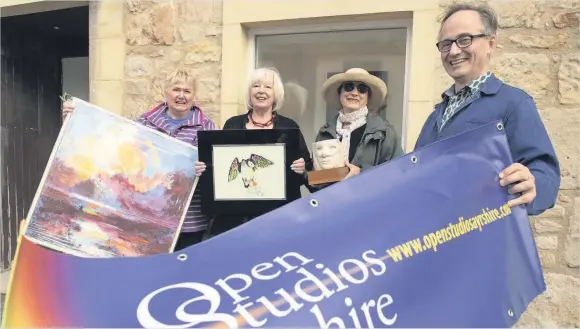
[341,82,369,94]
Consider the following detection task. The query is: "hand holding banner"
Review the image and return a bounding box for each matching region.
[2,121,545,328]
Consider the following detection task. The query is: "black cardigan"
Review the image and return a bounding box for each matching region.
[207,112,313,235]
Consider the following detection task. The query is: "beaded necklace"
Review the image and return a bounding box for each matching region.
[248,110,276,128]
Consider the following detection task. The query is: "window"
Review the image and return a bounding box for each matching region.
[254,27,409,152]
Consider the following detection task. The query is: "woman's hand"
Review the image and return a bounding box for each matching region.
[290,158,305,174]
[195,161,206,177]
[343,160,360,180]
[62,100,75,120]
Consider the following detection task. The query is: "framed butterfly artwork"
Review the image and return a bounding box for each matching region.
[197,128,301,216]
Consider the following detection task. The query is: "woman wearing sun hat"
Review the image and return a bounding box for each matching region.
[309,68,404,190]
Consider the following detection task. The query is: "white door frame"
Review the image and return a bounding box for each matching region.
[247,18,413,149]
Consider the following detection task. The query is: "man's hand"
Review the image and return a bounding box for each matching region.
[343,160,361,180]
[500,163,536,207]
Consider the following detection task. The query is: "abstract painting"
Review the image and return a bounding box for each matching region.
[22,98,199,258]
[212,144,286,200]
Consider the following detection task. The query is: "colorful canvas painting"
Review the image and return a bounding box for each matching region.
[23,98,199,258]
[212,144,286,200]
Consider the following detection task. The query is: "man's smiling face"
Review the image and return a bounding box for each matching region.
[438,9,496,88]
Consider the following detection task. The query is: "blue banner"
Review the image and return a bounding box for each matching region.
[2,120,545,328]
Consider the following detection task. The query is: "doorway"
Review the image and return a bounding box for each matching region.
[0,4,89,274]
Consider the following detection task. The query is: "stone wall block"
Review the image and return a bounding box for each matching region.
[91,1,124,39]
[492,2,550,29]
[212,0,223,23]
[150,3,175,45]
[538,107,580,190]
[125,95,153,119]
[433,62,453,103]
[553,11,580,28]
[534,219,564,234]
[193,0,216,23]
[151,79,169,104]
[565,214,579,268]
[508,34,570,49]
[516,273,580,327]
[176,0,214,23]
[492,53,551,101]
[126,47,164,57]
[126,0,147,13]
[184,43,222,64]
[195,77,221,106]
[125,79,150,95]
[189,65,221,81]
[565,197,580,267]
[179,23,208,43]
[558,54,580,105]
[554,1,580,10]
[536,204,567,219]
[205,26,221,37]
[126,12,153,46]
[90,81,125,115]
[536,235,559,250]
[169,50,184,63]
[125,55,154,78]
[538,250,557,268]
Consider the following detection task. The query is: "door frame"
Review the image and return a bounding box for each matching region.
[246,19,413,149]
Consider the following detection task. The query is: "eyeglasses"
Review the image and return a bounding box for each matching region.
[436,34,488,52]
[341,82,369,94]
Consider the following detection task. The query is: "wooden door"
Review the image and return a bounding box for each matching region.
[0,19,62,270]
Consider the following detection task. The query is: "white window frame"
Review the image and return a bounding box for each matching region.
[247,18,413,150]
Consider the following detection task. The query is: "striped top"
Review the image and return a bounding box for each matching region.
[136,103,216,233]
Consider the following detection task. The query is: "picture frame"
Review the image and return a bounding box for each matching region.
[22,97,199,258]
[197,128,301,216]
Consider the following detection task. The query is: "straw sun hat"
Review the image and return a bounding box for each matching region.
[321,68,388,111]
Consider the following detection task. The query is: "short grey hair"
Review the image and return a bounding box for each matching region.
[438,3,498,38]
[245,67,285,112]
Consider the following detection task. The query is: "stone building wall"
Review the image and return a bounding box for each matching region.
[123,0,223,125]
[434,1,579,327]
[117,0,578,326]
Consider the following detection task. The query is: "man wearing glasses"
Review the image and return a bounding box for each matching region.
[414,3,560,216]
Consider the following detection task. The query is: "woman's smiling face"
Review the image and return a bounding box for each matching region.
[250,74,275,111]
[339,81,369,112]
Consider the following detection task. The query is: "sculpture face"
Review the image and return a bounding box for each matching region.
[313,139,345,170]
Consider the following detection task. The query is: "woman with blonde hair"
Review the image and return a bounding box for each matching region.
[195,67,313,235]
[62,68,217,250]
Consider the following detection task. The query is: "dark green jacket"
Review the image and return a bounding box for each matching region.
[307,112,404,191]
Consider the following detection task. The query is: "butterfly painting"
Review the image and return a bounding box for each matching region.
[212,144,286,200]
[228,154,274,188]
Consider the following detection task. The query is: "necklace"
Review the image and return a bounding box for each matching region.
[249,110,275,128]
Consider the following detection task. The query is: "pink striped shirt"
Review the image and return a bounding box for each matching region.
[136,103,215,232]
